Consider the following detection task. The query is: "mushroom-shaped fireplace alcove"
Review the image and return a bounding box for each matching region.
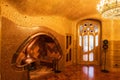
[11,32,62,79]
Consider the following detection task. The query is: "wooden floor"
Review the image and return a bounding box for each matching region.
[31,65,120,80]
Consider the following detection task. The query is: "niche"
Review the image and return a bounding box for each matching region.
[12,33,62,72]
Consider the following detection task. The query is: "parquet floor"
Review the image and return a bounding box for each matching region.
[31,65,120,80]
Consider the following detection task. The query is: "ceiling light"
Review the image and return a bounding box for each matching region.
[97,0,120,19]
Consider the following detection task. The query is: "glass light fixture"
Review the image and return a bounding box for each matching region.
[97,0,120,19]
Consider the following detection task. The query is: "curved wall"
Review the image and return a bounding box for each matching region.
[1,17,65,80]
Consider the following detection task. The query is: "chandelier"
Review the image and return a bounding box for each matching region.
[97,0,120,19]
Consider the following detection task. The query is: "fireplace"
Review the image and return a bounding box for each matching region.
[2,17,65,80]
[12,33,62,75]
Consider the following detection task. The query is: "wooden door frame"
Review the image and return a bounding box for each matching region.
[76,19,102,65]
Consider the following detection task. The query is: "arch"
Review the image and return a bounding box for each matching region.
[11,32,63,70]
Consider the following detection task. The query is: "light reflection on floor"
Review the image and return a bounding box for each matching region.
[83,66,94,80]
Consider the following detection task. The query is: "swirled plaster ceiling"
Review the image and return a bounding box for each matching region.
[1,0,102,27]
[2,0,102,19]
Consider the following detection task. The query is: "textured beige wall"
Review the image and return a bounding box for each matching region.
[112,20,120,40]
[2,1,73,35]
[102,20,120,40]
[0,14,1,80]
[102,20,113,40]
[1,17,70,80]
[102,20,120,72]
[2,17,29,80]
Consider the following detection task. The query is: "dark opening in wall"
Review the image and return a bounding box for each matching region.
[12,33,62,73]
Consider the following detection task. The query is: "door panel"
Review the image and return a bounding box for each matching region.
[78,20,100,65]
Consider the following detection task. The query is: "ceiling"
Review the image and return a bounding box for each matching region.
[2,0,101,20]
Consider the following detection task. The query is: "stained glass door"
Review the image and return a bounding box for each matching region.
[78,21,100,65]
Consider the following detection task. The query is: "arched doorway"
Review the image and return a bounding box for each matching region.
[77,19,101,65]
[12,32,62,74]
